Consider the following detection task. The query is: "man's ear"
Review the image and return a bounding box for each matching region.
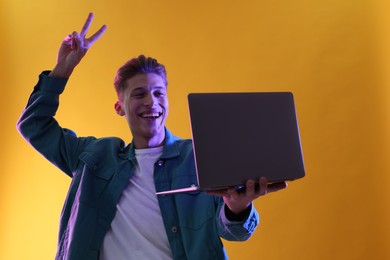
[114,101,125,116]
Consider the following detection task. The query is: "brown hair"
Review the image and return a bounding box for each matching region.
[114,55,168,94]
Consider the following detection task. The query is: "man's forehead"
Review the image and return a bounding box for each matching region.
[124,73,166,89]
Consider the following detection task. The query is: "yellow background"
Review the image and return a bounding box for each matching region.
[1,0,389,259]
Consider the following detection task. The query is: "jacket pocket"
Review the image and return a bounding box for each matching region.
[78,152,115,207]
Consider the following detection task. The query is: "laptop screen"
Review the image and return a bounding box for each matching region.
[188,92,305,190]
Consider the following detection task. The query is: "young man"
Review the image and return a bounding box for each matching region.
[17,13,287,260]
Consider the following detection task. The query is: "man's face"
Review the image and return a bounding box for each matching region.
[115,73,168,148]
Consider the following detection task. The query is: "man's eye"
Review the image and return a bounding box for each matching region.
[133,92,145,98]
[154,91,165,97]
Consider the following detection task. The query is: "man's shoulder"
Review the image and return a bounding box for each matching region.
[84,136,127,154]
[172,136,193,148]
[165,128,193,147]
[173,136,192,144]
[172,138,194,160]
[77,137,129,171]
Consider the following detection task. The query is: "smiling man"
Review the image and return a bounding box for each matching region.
[114,63,169,149]
[17,13,287,260]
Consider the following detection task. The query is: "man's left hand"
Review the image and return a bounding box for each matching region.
[207,177,287,215]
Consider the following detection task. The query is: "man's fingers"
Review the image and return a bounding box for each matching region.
[244,180,256,197]
[86,25,108,47]
[80,13,94,38]
[258,177,268,196]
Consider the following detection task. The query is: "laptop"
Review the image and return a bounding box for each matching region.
[156,92,305,195]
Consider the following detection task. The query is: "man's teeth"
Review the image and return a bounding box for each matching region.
[141,113,161,118]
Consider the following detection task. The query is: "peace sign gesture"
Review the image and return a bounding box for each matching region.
[50,13,107,78]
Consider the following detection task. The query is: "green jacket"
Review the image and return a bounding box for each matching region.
[17,72,259,260]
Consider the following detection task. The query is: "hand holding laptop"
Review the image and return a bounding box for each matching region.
[207,177,288,215]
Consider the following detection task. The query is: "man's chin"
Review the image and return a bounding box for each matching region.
[142,127,165,139]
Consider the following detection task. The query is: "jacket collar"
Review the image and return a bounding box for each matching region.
[118,127,181,162]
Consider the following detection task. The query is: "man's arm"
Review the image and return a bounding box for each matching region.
[16,13,107,175]
[216,200,259,241]
[209,178,287,241]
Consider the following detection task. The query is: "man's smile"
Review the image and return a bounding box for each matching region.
[140,112,163,119]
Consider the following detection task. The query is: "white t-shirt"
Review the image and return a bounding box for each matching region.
[100,146,173,260]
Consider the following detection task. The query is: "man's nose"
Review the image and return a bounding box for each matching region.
[144,93,157,106]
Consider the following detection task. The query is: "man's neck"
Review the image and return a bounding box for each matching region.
[133,136,165,149]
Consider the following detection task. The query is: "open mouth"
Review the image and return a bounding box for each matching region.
[140,112,163,119]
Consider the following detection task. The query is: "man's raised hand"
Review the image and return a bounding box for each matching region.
[50,13,107,78]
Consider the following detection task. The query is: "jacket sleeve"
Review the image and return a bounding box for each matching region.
[16,71,95,177]
[216,200,260,241]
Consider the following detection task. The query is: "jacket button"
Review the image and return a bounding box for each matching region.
[157,160,164,166]
[171,226,178,233]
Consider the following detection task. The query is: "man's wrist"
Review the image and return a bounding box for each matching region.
[224,204,252,222]
[49,64,73,78]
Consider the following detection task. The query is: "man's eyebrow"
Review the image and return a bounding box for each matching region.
[154,86,166,90]
[148,86,167,91]
[130,87,146,93]
[131,86,166,92]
